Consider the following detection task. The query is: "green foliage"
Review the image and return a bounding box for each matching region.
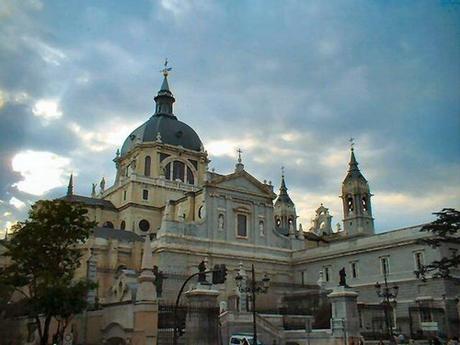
[0,199,97,345]
[415,208,460,281]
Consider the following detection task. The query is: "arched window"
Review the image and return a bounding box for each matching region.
[164,160,196,185]
[103,221,114,229]
[144,156,151,177]
[347,195,354,212]
[362,196,368,212]
[275,218,281,227]
[120,221,126,230]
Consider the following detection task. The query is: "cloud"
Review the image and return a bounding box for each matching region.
[11,150,72,195]
[22,35,67,66]
[68,120,139,153]
[0,0,458,233]
[9,196,26,209]
[32,99,63,121]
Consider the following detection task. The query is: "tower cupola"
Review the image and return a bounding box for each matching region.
[154,60,176,119]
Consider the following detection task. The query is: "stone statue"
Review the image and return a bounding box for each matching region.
[218,214,224,230]
[91,183,97,197]
[339,267,347,287]
[198,260,207,283]
[153,265,167,298]
[99,177,105,193]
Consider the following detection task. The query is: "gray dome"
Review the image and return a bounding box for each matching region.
[121,114,202,155]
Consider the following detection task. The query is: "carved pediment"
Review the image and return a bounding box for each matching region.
[209,171,275,198]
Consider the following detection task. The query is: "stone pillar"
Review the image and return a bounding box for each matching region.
[184,287,220,345]
[328,286,360,345]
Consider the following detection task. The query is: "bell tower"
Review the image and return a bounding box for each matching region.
[274,168,297,236]
[341,145,374,236]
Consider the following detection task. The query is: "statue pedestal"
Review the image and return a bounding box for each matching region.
[184,287,220,345]
[328,286,360,344]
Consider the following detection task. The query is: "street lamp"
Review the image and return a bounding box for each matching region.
[375,271,399,342]
[235,263,270,345]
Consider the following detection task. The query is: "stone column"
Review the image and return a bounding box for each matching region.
[184,287,220,345]
[328,286,360,345]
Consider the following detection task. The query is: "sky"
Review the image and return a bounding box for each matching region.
[0,0,459,237]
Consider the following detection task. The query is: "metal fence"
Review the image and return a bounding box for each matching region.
[157,302,220,345]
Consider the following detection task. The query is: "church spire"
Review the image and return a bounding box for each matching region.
[67,173,73,196]
[345,140,365,181]
[154,59,176,119]
[278,167,293,204]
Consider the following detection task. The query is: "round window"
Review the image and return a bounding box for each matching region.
[139,219,150,232]
[198,205,205,219]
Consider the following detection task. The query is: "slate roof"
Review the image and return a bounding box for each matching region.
[59,194,117,210]
[120,74,202,155]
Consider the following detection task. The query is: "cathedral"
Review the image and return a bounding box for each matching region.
[7,69,459,345]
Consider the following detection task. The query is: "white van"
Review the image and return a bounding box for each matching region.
[229,334,263,345]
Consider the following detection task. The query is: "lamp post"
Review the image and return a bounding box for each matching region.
[235,263,270,345]
[374,270,399,343]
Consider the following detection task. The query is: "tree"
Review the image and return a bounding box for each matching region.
[415,208,460,282]
[0,200,97,345]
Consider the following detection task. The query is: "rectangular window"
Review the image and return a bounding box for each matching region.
[123,190,127,200]
[380,257,390,275]
[142,189,148,200]
[237,214,247,237]
[301,271,305,285]
[351,262,358,278]
[414,252,424,271]
[324,267,330,282]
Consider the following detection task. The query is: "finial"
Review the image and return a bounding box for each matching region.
[67,173,74,196]
[281,166,285,178]
[161,58,172,77]
[237,148,242,163]
[115,148,120,158]
[349,137,355,151]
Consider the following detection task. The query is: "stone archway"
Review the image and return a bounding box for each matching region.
[102,322,129,345]
[106,337,126,345]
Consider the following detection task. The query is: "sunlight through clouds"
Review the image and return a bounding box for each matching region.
[11,150,72,196]
[32,99,62,121]
[205,138,257,158]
